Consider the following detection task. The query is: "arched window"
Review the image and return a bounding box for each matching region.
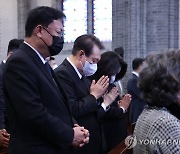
[63,0,87,42]
[62,0,112,43]
[93,0,112,41]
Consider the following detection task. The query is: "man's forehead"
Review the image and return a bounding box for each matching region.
[88,46,101,62]
[92,44,101,54]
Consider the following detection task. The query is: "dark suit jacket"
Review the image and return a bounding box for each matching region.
[103,103,127,151]
[127,73,146,123]
[0,61,9,131]
[0,68,5,129]
[96,84,127,151]
[0,61,5,71]
[55,59,106,154]
[3,43,75,154]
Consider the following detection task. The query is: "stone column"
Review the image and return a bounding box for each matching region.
[0,0,18,61]
[17,0,29,39]
[87,0,93,34]
[17,0,62,39]
[112,0,179,90]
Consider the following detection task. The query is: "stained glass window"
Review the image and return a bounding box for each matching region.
[93,0,112,41]
[63,0,87,42]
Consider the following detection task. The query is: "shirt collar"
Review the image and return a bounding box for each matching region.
[66,57,82,79]
[132,71,139,77]
[24,41,47,64]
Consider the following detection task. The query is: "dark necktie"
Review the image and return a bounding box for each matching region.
[81,75,84,81]
[45,62,58,87]
[45,62,52,77]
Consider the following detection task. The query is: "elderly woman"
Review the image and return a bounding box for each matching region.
[133,50,180,154]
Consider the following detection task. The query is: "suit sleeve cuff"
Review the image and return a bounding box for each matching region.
[101,103,110,112]
[120,106,126,113]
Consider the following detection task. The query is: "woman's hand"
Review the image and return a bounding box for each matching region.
[103,87,119,107]
[118,94,132,111]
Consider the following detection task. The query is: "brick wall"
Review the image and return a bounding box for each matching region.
[112,0,179,92]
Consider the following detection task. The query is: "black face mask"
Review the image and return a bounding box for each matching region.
[48,36,64,56]
[42,27,64,56]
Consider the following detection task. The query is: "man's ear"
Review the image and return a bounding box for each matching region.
[77,50,85,60]
[34,25,43,38]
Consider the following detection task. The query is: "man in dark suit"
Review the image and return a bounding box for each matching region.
[0,39,23,140]
[0,39,23,71]
[127,58,146,124]
[3,6,89,154]
[0,68,9,150]
[55,34,112,154]
[0,39,23,151]
[0,68,5,131]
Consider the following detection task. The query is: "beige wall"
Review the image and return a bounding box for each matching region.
[0,0,58,61]
[30,0,52,9]
[0,0,112,63]
[0,0,18,61]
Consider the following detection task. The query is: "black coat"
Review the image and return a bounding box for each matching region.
[102,99,127,151]
[127,73,146,123]
[3,43,75,154]
[0,61,5,71]
[0,67,5,129]
[0,61,9,131]
[55,59,106,154]
[95,84,127,151]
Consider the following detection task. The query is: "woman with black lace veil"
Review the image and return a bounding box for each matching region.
[89,51,131,151]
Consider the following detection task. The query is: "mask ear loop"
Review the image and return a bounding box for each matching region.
[79,50,86,69]
[43,27,53,37]
[40,27,53,49]
[40,37,49,48]
[80,60,84,69]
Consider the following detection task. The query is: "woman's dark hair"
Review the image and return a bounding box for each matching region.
[25,6,65,37]
[138,49,180,107]
[72,34,104,57]
[90,51,127,82]
[114,47,124,58]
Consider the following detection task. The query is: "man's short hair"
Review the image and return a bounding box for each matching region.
[7,39,24,54]
[25,6,65,37]
[132,58,144,70]
[72,34,104,57]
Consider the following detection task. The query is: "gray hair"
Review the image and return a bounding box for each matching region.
[138,49,180,107]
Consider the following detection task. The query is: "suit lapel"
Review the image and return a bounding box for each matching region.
[63,59,90,93]
[35,59,62,95]
[52,71,68,103]
[20,43,61,93]
[52,72,74,121]
[19,43,74,124]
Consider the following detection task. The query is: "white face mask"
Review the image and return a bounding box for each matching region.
[110,75,116,83]
[82,61,97,76]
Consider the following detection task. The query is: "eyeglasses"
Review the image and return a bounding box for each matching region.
[43,27,64,38]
